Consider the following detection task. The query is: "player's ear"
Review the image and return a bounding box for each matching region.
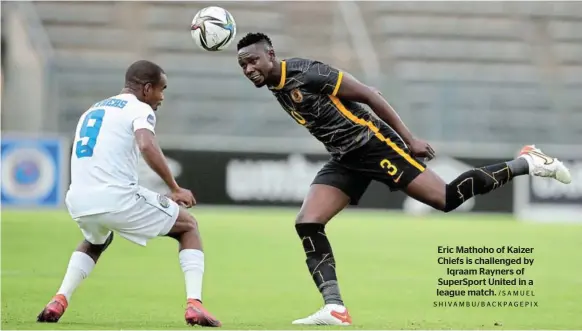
[143,82,152,96]
[267,49,276,61]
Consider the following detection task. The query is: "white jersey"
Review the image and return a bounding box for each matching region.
[66,93,156,218]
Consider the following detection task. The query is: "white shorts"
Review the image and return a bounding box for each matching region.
[74,186,180,246]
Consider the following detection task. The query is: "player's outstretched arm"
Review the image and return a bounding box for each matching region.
[135,129,181,192]
[335,74,435,160]
[336,74,414,144]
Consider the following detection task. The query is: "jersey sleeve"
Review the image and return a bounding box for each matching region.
[131,104,156,134]
[302,61,344,96]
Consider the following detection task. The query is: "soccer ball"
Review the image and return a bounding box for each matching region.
[190,6,236,51]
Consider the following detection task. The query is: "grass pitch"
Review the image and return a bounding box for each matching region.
[2,207,582,330]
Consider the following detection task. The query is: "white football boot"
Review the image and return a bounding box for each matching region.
[291,304,352,326]
[518,145,572,184]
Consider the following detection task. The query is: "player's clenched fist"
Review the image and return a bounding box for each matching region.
[169,187,196,208]
[409,138,436,161]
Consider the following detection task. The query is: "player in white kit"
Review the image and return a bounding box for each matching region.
[37,60,221,327]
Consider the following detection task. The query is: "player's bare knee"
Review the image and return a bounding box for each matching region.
[406,171,448,212]
[183,217,198,233]
[295,213,305,224]
[421,193,446,212]
[76,233,113,262]
[180,213,198,232]
[433,196,447,212]
[295,213,328,225]
[429,191,447,211]
[169,212,203,251]
[170,209,199,235]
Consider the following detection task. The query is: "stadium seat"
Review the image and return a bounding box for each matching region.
[34,2,115,25]
[374,16,523,40]
[29,1,582,144]
[45,26,130,49]
[384,38,531,63]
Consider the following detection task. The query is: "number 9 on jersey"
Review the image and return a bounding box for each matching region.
[75,109,105,158]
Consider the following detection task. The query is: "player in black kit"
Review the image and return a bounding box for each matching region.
[236,32,571,326]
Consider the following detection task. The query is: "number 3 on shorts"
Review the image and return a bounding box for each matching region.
[380,159,398,176]
[75,109,105,158]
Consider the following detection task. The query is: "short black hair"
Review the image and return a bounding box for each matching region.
[237,32,273,51]
[125,60,165,87]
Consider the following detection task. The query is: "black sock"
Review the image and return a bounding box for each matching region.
[295,223,344,306]
[444,162,520,212]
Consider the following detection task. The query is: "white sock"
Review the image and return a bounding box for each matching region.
[179,249,205,301]
[56,251,95,302]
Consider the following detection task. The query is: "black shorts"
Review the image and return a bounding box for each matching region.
[312,131,427,205]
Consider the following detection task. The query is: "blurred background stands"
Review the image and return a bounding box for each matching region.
[2,1,581,155]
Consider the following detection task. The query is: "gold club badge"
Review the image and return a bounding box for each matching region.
[291,89,303,103]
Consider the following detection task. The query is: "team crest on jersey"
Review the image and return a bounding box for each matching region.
[291,89,303,103]
[147,114,156,126]
[157,194,170,208]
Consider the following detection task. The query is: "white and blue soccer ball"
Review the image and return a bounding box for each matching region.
[190,6,237,51]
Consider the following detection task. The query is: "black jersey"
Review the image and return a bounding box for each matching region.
[269,57,389,159]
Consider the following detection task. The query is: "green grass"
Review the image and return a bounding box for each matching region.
[2,207,582,330]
